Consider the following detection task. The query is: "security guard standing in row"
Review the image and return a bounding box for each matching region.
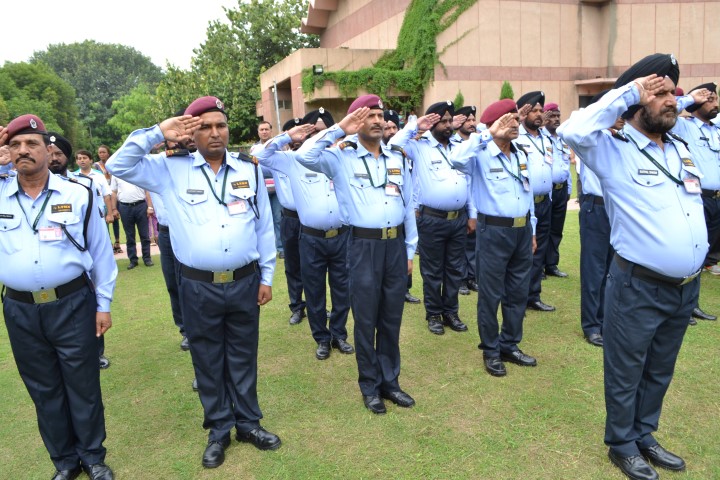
[559,53,706,480]
[107,96,281,469]
[0,115,117,480]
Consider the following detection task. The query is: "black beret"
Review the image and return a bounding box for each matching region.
[516,91,545,109]
[614,53,680,119]
[185,96,226,117]
[6,114,47,141]
[686,82,718,113]
[384,110,400,126]
[302,107,335,128]
[455,106,477,118]
[425,101,454,118]
[47,132,72,160]
[282,117,302,132]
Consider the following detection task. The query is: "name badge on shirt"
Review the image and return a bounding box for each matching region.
[0,213,14,219]
[39,226,63,241]
[544,153,553,165]
[638,169,658,176]
[522,178,530,192]
[186,189,205,194]
[385,184,400,196]
[51,204,72,213]
[431,160,442,164]
[227,200,247,215]
[329,180,334,191]
[231,180,250,189]
[305,173,317,177]
[683,177,702,194]
[354,173,369,178]
[387,168,401,176]
[490,168,503,173]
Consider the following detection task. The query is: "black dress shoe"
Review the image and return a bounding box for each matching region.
[545,266,568,278]
[316,341,331,360]
[82,462,114,480]
[483,356,507,377]
[404,291,421,304]
[585,332,603,347]
[692,307,717,321]
[202,437,230,468]
[527,300,556,312]
[640,444,686,471]
[180,335,190,351]
[99,355,110,369]
[442,312,468,332]
[192,378,198,392]
[236,427,281,450]
[458,282,470,295]
[500,349,537,367]
[127,262,138,270]
[289,310,305,325]
[689,317,698,326]
[467,279,479,292]
[608,450,658,480]
[362,395,387,414]
[331,338,355,354]
[427,315,445,335]
[52,466,82,480]
[144,259,154,267]
[381,390,415,407]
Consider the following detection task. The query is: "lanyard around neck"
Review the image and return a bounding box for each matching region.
[15,190,54,232]
[361,153,387,187]
[626,133,683,186]
[524,131,545,155]
[435,144,455,169]
[499,151,524,184]
[200,163,230,205]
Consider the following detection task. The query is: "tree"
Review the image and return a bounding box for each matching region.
[0,62,79,142]
[32,41,163,148]
[453,91,465,109]
[155,0,319,141]
[107,83,158,150]
[500,81,514,100]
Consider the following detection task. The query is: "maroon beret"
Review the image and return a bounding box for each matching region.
[674,87,684,96]
[544,102,559,112]
[185,96,225,117]
[6,114,47,141]
[347,94,383,114]
[480,99,518,127]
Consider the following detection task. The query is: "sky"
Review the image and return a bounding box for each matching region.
[1,0,239,70]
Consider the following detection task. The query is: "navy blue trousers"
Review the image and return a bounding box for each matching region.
[417,211,467,317]
[529,197,551,302]
[179,272,263,440]
[348,233,407,396]
[579,196,613,336]
[157,225,183,335]
[4,286,107,470]
[475,220,533,357]
[280,214,305,314]
[117,200,151,263]
[464,230,476,281]
[545,182,569,268]
[603,259,698,457]
[299,229,350,343]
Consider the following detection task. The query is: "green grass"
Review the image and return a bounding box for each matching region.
[1,213,719,479]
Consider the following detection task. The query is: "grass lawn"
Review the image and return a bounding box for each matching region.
[1,212,719,479]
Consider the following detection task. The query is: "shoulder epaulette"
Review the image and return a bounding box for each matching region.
[0,173,9,180]
[610,129,629,142]
[389,145,406,158]
[166,147,191,157]
[338,141,357,150]
[237,152,258,165]
[667,132,689,148]
[515,143,529,156]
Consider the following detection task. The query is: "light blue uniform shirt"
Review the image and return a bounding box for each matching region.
[451,129,537,234]
[389,119,475,216]
[578,156,603,196]
[517,125,554,196]
[0,173,117,311]
[254,132,345,230]
[250,143,295,210]
[558,83,708,277]
[107,125,276,286]
[542,127,573,192]
[296,124,418,257]
[149,191,169,227]
[671,107,720,190]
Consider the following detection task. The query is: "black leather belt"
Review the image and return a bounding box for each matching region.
[119,200,146,207]
[593,196,604,205]
[614,255,700,287]
[534,194,548,204]
[301,224,349,239]
[421,206,463,220]
[180,261,257,284]
[479,212,530,228]
[281,208,298,218]
[158,224,169,233]
[701,189,720,199]
[352,224,405,240]
[4,274,88,304]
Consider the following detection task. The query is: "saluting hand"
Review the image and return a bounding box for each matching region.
[258,284,272,306]
[0,145,11,166]
[489,112,517,139]
[689,88,712,106]
[0,126,8,148]
[633,74,666,106]
[338,107,370,135]
[517,104,532,124]
[417,113,441,131]
[452,114,467,130]
[96,312,112,337]
[159,115,203,144]
[288,124,315,143]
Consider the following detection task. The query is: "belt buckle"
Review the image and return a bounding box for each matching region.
[680,270,700,286]
[447,211,459,220]
[554,183,563,190]
[715,191,720,199]
[325,229,338,239]
[382,227,398,240]
[32,289,57,304]
[514,216,527,228]
[213,271,233,284]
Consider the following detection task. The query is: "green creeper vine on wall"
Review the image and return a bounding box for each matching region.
[301,0,479,111]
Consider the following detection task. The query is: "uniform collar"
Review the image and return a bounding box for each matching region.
[422,130,455,149]
[192,150,242,172]
[347,134,391,159]
[623,123,665,149]
[490,140,519,158]
[519,124,547,139]
[689,115,716,130]
[5,172,58,198]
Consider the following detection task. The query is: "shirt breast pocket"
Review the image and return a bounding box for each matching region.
[349,174,372,190]
[178,190,211,224]
[46,211,83,245]
[629,169,673,211]
[228,188,257,217]
[0,214,23,254]
[485,168,511,194]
